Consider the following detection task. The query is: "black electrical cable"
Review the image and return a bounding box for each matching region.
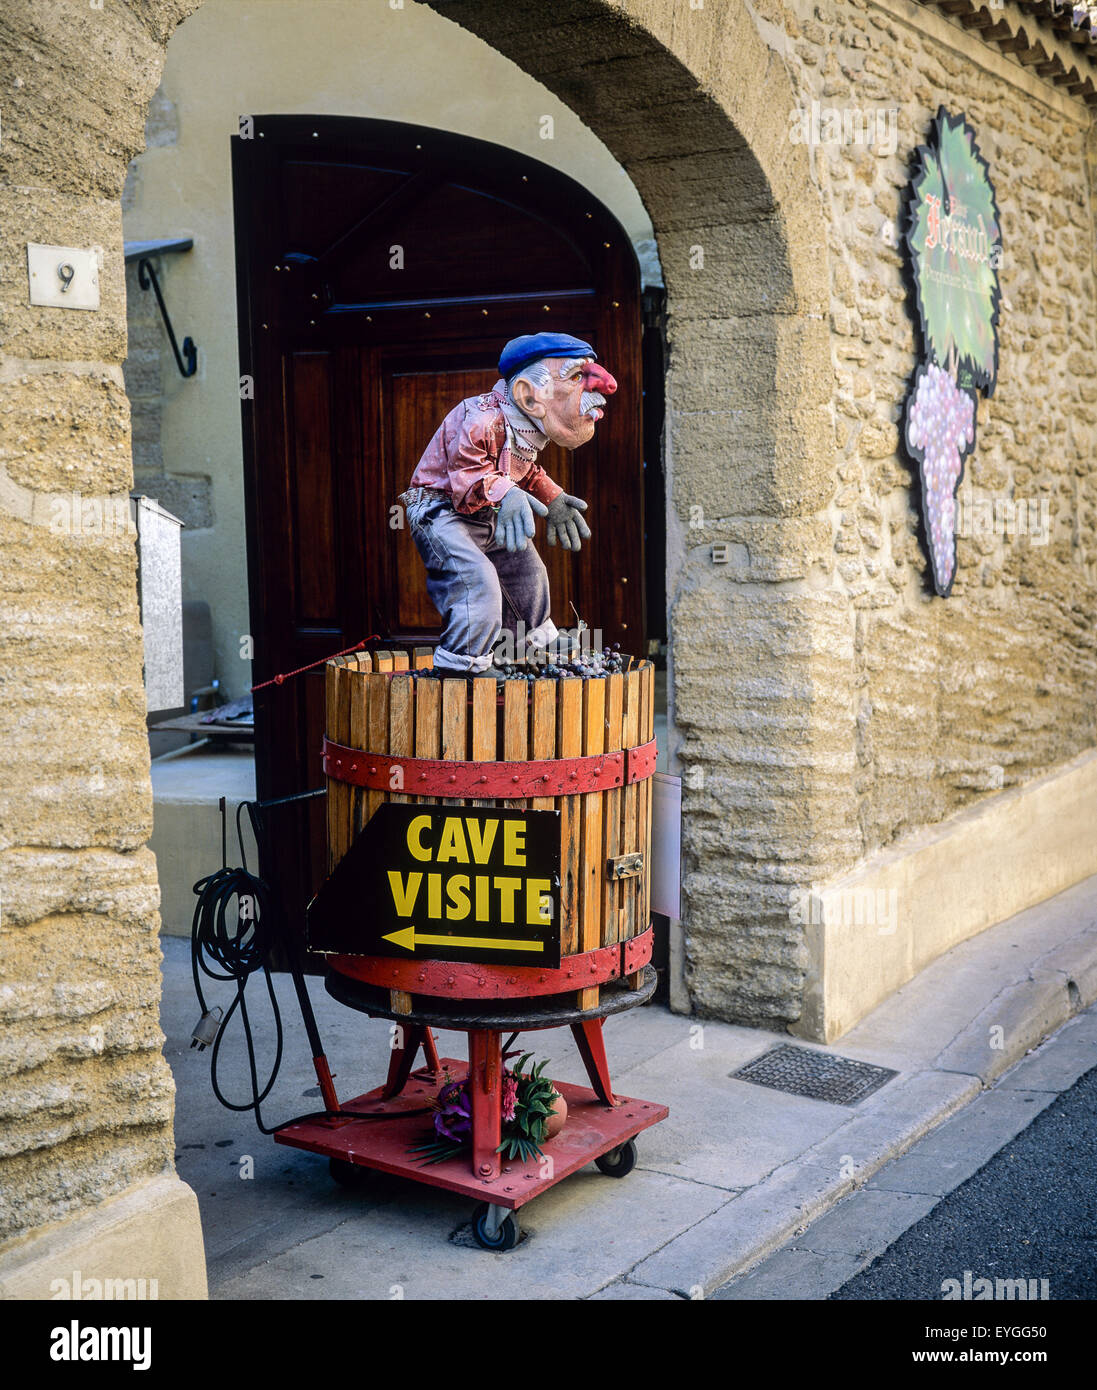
[190,797,430,1134]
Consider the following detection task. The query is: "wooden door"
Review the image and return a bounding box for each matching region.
[232,117,645,932]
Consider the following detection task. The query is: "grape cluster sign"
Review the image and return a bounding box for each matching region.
[306,804,561,968]
[903,107,1002,596]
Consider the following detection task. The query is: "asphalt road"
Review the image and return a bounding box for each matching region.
[830,1063,1097,1301]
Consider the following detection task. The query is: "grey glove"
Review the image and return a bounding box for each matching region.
[497,486,548,553]
[545,492,592,550]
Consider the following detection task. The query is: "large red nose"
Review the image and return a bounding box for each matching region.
[582,362,617,395]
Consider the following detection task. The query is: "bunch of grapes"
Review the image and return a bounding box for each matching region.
[905,361,976,593]
[495,645,626,682]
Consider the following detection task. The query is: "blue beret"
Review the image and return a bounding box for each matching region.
[499,333,596,381]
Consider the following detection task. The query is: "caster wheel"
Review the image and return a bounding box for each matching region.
[329,1156,370,1188]
[471,1202,520,1251]
[595,1139,637,1178]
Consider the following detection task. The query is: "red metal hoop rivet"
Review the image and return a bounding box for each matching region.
[335,759,342,768]
[512,775,519,783]
[595,766,603,775]
[449,775,457,783]
[569,771,577,780]
[369,766,376,775]
[419,773,427,781]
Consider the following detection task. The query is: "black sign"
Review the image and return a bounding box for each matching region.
[307,804,561,968]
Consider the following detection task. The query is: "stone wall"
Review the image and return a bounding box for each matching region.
[789,0,1096,847]
[679,0,1096,1025]
[0,0,203,1265]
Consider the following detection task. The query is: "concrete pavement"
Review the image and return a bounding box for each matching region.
[159,873,1097,1299]
[714,1005,1097,1300]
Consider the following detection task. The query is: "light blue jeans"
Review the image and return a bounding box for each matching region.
[402,488,557,673]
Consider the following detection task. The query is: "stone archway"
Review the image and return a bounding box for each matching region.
[0,0,841,1292]
[422,2,841,1026]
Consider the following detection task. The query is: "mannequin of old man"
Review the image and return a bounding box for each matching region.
[401,332,617,678]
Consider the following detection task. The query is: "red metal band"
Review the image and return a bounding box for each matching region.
[322,737,657,797]
[327,924,654,1000]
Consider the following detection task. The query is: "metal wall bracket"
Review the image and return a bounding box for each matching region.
[135,253,197,378]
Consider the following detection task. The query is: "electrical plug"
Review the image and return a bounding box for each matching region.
[190,1007,223,1050]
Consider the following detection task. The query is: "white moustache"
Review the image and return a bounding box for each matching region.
[581,391,606,416]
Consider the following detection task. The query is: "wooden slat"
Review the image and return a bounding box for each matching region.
[557,678,583,957]
[630,661,655,988]
[441,678,467,806]
[325,658,341,873]
[325,658,355,872]
[600,671,624,948]
[503,681,528,810]
[366,670,390,825]
[530,681,556,812]
[392,649,410,672]
[374,649,394,674]
[471,677,498,809]
[388,672,415,1019]
[388,673,414,804]
[348,662,370,841]
[577,676,605,1010]
[619,667,641,945]
[412,646,433,670]
[415,674,442,774]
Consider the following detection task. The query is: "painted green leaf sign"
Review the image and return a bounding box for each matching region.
[907,108,1002,394]
[903,108,1002,597]
[307,804,561,968]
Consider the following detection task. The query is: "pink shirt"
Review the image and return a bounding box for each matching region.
[408,380,563,516]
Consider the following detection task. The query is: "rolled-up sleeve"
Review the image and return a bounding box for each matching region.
[520,463,563,508]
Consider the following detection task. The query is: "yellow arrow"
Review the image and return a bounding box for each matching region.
[383,925,544,954]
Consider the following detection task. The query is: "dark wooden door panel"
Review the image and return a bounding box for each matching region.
[386,364,491,633]
[288,352,339,628]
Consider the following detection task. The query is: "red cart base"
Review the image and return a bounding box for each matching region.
[275,1057,668,1213]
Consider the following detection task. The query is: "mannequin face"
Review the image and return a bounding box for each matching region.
[511,357,618,449]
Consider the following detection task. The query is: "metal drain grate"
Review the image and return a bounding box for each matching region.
[731,1044,897,1106]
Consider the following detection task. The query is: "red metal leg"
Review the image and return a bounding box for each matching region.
[468,1029,502,1180]
[312,1053,341,1112]
[421,1027,441,1074]
[383,1023,426,1099]
[571,1020,617,1107]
